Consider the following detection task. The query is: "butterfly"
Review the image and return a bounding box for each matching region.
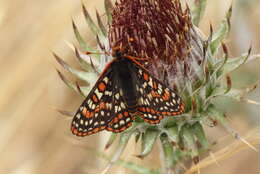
[71,47,185,136]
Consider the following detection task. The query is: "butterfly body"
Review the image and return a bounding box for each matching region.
[71,49,185,136]
[112,55,139,111]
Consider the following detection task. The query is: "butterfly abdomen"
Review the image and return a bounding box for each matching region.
[112,57,139,110]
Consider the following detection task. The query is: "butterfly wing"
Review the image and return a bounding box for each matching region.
[71,67,116,136]
[131,62,185,124]
[106,79,135,133]
[71,60,135,136]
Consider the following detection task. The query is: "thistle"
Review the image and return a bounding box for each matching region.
[55,0,259,173]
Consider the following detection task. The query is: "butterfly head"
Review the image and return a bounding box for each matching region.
[112,46,126,59]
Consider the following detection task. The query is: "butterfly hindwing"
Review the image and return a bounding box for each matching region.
[106,83,134,133]
[131,62,185,124]
[71,68,115,136]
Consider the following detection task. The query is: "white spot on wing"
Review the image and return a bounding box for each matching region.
[115,93,120,100]
[80,119,84,125]
[148,78,153,87]
[94,122,98,126]
[119,120,125,125]
[147,94,152,100]
[103,77,109,83]
[121,102,126,109]
[76,113,81,119]
[96,91,102,100]
[105,91,112,96]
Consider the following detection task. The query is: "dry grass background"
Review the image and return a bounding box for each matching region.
[0,0,260,174]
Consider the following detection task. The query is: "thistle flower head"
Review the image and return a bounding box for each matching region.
[109,0,203,89]
[55,0,259,173]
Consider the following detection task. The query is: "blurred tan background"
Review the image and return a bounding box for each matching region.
[0,0,260,174]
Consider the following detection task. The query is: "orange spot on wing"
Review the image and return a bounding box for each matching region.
[124,111,129,116]
[93,128,99,133]
[143,73,149,81]
[114,129,120,133]
[120,127,126,132]
[72,127,78,134]
[151,91,160,98]
[181,104,185,111]
[138,107,145,112]
[172,112,177,116]
[127,122,132,127]
[162,91,170,101]
[82,108,92,118]
[100,102,106,109]
[151,109,155,114]
[88,131,93,135]
[98,82,106,92]
[113,117,119,123]
[153,81,157,89]
[118,113,123,119]
[92,94,98,103]
[84,109,93,118]
[82,107,87,116]
[154,120,160,124]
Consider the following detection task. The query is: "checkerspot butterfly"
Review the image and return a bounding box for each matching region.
[71,47,185,136]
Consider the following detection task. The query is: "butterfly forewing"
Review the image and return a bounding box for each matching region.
[131,62,185,124]
[71,69,115,136]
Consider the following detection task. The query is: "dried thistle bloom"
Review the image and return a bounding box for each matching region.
[109,0,203,89]
[55,0,260,173]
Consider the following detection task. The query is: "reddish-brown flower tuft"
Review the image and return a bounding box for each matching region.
[109,0,204,90]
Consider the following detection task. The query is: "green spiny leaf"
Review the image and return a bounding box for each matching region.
[87,147,160,174]
[96,10,107,37]
[56,70,80,94]
[72,20,96,53]
[164,124,179,143]
[82,4,104,38]
[116,160,160,174]
[180,125,199,159]
[222,47,251,75]
[160,134,174,170]
[56,70,90,97]
[104,131,134,173]
[191,122,209,150]
[192,0,207,26]
[135,131,141,143]
[137,128,159,158]
[104,0,113,24]
[105,133,117,150]
[207,104,228,127]
[54,53,98,84]
[210,6,232,55]
[74,47,94,71]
